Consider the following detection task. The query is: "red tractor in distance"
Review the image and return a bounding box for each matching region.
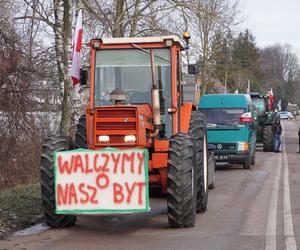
[40,35,210,228]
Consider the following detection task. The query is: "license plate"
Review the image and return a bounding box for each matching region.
[54,148,150,214]
[214,155,228,160]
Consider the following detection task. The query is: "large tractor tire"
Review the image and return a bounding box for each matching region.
[40,135,77,228]
[75,114,87,149]
[189,111,208,213]
[263,125,273,152]
[167,133,197,228]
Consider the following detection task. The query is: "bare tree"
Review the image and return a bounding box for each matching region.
[184,0,241,94]
[81,0,183,38]
[0,2,43,187]
[260,44,299,108]
[19,0,83,136]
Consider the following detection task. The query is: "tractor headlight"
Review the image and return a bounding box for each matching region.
[124,135,136,143]
[237,142,248,151]
[98,135,110,142]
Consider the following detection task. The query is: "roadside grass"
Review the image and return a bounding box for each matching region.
[0,183,42,238]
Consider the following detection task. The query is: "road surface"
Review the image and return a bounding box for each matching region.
[1,120,300,250]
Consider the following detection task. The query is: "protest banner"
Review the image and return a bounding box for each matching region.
[53,148,149,214]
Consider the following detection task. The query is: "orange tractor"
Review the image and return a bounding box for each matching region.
[40,35,211,228]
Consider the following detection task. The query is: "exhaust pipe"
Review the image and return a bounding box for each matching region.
[149,49,161,137]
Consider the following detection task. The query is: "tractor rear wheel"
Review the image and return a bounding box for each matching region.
[189,111,208,213]
[40,135,77,228]
[167,133,197,228]
[263,125,273,152]
[75,114,87,149]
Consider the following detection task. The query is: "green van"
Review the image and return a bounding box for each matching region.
[199,94,256,169]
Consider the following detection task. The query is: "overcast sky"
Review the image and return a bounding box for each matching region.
[238,0,300,57]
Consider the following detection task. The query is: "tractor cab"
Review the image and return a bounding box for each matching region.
[82,36,199,150]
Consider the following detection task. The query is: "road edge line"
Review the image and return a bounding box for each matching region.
[265,149,282,250]
[282,124,297,250]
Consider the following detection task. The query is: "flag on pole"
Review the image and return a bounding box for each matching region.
[277,99,282,111]
[70,9,83,85]
[267,88,274,110]
[268,88,273,96]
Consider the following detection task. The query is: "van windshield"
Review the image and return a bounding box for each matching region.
[201,108,245,125]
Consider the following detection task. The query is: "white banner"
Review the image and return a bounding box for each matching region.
[54,148,149,214]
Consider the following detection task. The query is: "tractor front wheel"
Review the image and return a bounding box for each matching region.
[40,135,77,228]
[167,133,197,228]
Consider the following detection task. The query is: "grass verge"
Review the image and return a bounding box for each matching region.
[0,183,42,238]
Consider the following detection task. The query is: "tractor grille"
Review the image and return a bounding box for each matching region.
[96,122,136,130]
[96,109,136,118]
[95,108,137,145]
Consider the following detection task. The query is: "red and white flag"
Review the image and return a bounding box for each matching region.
[268,88,274,110]
[268,88,273,96]
[70,9,83,85]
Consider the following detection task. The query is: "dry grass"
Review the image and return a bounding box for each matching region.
[0,183,42,238]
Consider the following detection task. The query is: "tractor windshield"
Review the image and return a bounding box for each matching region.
[94,48,172,137]
[251,97,266,116]
[94,48,171,106]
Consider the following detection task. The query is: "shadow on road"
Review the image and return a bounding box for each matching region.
[65,197,169,235]
[216,163,245,171]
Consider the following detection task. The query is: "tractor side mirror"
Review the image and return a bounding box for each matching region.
[80,69,88,86]
[188,64,197,75]
[188,63,200,75]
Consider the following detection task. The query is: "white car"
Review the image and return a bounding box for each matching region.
[278,111,294,120]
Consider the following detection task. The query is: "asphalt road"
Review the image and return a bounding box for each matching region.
[1,120,300,250]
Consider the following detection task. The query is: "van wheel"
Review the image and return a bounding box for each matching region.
[208,156,216,189]
[243,154,251,169]
[208,172,215,190]
[251,152,256,165]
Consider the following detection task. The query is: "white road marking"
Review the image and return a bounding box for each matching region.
[282,126,297,250]
[265,150,282,250]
